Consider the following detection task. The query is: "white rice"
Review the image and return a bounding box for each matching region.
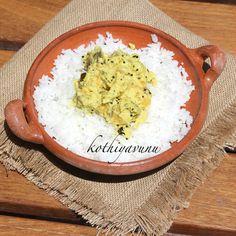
[33,32,194,163]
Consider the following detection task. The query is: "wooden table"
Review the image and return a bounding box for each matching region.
[0,0,235,235]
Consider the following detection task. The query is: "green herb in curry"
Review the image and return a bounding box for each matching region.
[73,46,157,138]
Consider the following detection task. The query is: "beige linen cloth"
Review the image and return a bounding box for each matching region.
[0,0,235,235]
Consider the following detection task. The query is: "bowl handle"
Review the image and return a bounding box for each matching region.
[194,45,226,89]
[4,99,44,144]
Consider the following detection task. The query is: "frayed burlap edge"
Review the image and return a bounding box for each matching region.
[0,98,235,235]
[134,100,236,235]
[0,122,140,235]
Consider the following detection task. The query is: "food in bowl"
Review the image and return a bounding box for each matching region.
[73,46,157,139]
[33,32,194,163]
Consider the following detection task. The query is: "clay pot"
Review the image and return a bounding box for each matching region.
[4,21,226,175]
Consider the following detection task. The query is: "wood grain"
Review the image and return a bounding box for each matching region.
[0,0,69,49]
[171,154,236,235]
[0,0,236,235]
[1,155,235,235]
[0,215,99,236]
[0,164,81,223]
[0,215,178,236]
[151,0,236,54]
[186,0,236,4]
[0,50,15,67]
[0,0,235,54]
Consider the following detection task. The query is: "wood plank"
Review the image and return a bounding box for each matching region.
[0,215,99,236]
[0,0,236,235]
[0,50,15,67]
[1,154,235,235]
[0,0,69,49]
[186,0,236,4]
[151,0,236,54]
[0,214,182,236]
[0,0,235,55]
[0,164,81,223]
[171,154,236,235]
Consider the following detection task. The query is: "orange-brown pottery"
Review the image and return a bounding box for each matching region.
[4,21,226,175]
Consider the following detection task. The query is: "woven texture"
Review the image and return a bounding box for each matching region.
[0,0,235,235]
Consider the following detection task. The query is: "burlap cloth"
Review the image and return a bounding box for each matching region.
[0,0,235,235]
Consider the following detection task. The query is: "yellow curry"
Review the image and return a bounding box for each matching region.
[73,46,157,138]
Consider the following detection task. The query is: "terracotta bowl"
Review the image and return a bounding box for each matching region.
[4,21,226,175]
